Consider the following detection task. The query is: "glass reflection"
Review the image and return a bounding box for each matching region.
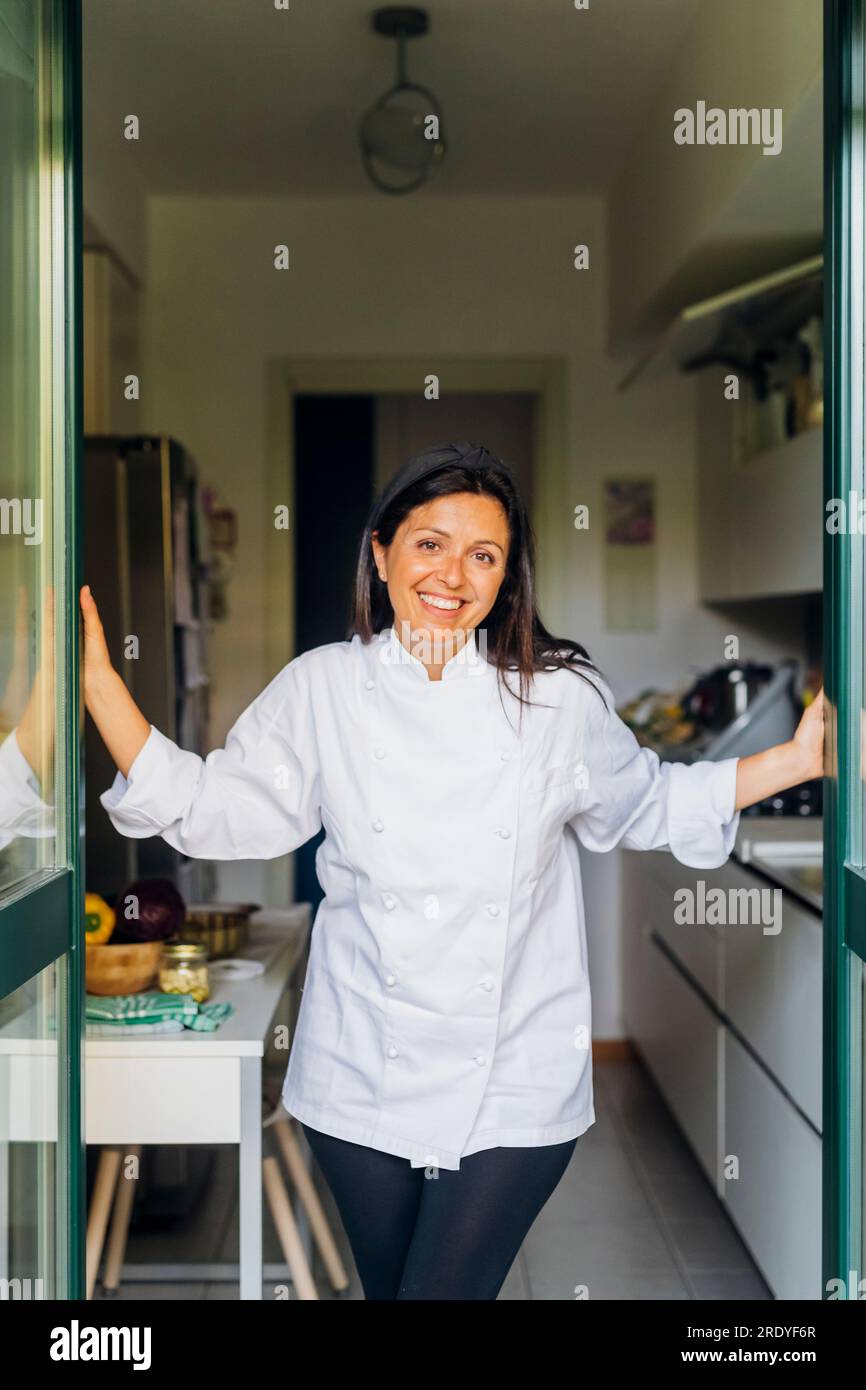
[0,0,59,896]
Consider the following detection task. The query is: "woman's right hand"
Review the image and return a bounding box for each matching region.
[79,584,151,778]
[79,584,116,693]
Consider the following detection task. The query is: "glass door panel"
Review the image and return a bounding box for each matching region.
[0,0,83,1300]
[0,0,66,895]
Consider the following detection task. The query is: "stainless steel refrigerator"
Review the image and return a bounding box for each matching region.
[84,435,216,907]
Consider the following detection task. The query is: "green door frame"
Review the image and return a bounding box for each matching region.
[64,0,85,1303]
[824,0,866,1296]
[0,0,85,1300]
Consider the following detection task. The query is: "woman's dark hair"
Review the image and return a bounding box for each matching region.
[350,441,608,715]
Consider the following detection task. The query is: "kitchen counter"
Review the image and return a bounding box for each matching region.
[734,816,823,914]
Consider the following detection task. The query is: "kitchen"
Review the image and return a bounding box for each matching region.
[2,0,859,1313]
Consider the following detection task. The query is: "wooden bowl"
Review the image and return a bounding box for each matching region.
[85,941,163,996]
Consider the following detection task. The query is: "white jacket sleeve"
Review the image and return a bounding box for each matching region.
[570,675,740,869]
[98,655,321,860]
[0,727,55,851]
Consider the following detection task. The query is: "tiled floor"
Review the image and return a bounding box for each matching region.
[99,1057,772,1301]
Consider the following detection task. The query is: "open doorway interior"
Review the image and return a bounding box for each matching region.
[78,0,825,1304]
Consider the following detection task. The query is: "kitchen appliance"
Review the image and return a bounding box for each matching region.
[639,659,821,818]
[680,660,775,730]
[84,435,216,906]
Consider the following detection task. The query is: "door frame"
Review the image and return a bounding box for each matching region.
[0,0,85,1299]
[824,0,865,1296]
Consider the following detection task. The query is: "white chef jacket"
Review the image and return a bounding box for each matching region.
[100,626,741,1171]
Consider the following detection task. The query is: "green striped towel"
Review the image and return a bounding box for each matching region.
[86,1019,187,1037]
[85,992,234,1033]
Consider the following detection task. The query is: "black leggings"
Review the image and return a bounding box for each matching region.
[301,1122,578,1300]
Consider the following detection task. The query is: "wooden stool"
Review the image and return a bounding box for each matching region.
[263,1104,350,1298]
[85,1102,350,1298]
[85,1145,141,1299]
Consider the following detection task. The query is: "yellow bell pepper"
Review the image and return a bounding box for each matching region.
[84,893,116,945]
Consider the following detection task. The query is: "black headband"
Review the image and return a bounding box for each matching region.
[369,441,515,529]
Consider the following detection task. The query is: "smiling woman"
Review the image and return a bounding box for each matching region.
[355,440,603,699]
[81,438,823,1301]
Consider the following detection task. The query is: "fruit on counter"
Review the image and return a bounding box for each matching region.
[84,893,116,945]
[617,688,696,747]
[112,877,187,944]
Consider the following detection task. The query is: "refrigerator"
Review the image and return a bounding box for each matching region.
[84,435,216,907]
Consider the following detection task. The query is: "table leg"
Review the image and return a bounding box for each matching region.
[239,1056,262,1300]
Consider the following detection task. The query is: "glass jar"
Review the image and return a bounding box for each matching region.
[159,941,210,1003]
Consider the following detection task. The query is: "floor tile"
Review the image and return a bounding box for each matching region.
[665,1217,761,1274]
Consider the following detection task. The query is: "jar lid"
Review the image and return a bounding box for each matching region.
[162,941,208,959]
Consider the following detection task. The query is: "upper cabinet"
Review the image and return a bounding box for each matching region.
[622,257,824,603]
[697,366,823,602]
[694,260,823,601]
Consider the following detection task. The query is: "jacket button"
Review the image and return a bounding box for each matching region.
[473,1053,486,1066]
[385,972,397,986]
[373,746,386,759]
[494,827,511,839]
[387,1044,399,1059]
[372,818,385,832]
[480,977,494,991]
[425,1153,439,1166]
[365,678,375,690]
[382,892,396,910]
[499,750,512,762]
[485,903,500,918]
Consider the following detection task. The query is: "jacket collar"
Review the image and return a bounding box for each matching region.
[376,624,492,684]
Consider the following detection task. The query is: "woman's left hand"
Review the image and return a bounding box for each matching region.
[734,687,825,811]
[792,687,825,782]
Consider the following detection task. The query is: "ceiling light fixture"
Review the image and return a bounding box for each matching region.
[359,6,446,195]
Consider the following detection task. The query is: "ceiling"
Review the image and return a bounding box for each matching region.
[83,0,702,197]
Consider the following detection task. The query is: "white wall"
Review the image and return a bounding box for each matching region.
[141,192,801,1035]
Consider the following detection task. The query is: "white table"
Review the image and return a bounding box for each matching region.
[0,905,311,1300]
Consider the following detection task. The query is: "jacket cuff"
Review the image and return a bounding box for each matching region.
[99,725,203,838]
[666,756,741,868]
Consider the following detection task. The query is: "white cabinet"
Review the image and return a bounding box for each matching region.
[625,847,823,1298]
[696,367,822,600]
[728,430,823,598]
[723,873,822,1129]
[638,927,724,1193]
[644,852,723,1006]
[724,1031,822,1301]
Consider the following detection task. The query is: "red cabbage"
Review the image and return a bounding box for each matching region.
[112,878,187,944]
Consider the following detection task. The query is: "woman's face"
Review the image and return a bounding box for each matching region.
[372,491,509,649]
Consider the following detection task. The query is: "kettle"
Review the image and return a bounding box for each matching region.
[681,662,775,733]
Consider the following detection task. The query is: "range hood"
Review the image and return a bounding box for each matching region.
[617,254,823,394]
